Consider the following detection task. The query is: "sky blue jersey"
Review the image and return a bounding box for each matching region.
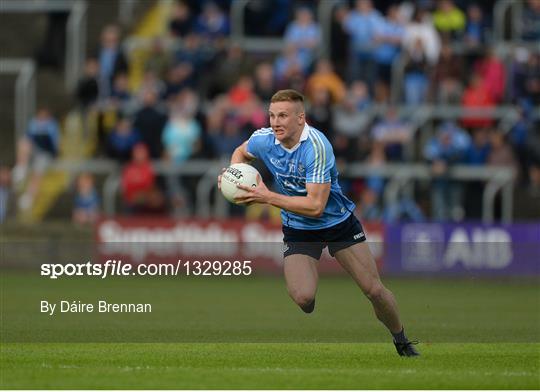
[246,123,356,230]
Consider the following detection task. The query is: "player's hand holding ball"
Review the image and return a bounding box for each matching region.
[219,163,268,204]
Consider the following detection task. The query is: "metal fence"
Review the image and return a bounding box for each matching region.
[50,158,515,223]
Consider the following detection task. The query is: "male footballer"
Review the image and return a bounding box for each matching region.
[218,89,419,356]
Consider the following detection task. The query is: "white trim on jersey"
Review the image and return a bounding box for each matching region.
[251,128,273,137]
[308,129,326,183]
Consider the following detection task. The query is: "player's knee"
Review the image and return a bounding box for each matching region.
[289,290,315,312]
[364,282,386,302]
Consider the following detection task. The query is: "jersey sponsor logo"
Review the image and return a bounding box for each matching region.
[276,173,307,194]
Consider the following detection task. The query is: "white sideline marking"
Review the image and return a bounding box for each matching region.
[40,363,537,378]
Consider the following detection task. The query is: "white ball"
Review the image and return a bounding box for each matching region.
[220,163,260,203]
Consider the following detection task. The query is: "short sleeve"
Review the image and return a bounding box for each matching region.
[246,129,270,159]
[305,133,333,183]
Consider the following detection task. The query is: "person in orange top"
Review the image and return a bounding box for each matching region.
[461,73,495,129]
[305,58,346,104]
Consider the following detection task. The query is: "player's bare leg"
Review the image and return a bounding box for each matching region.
[283,254,318,313]
[334,242,401,331]
[334,242,419,356]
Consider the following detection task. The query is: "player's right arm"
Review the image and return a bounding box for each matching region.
[218,140,255,190]
[230,141,255,164]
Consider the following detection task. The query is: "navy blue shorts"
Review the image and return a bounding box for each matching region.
[282,213,367,260]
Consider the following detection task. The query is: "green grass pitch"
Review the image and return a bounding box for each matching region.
[1,272,539,389]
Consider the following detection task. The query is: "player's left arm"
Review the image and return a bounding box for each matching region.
[236,180,330,218]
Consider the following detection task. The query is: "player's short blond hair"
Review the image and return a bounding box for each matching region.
[270,89,305,105]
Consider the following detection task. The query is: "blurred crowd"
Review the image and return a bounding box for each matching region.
[2,0,539,225]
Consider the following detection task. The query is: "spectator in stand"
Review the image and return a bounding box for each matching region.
[403,6,441,66]
[488,131,518,178]
[274,44,310,89]
[383,195,425,223]
[162,90,202,214]
[96,24,128,99]
[474,48,506,103]
[305,58,346,105]
[358,187,383,222]
[431,43,464,104]
[72,173,100,225]
[433,0,465,41]
[207,44,255,98]
[461,73,496,130]
[163,62,195,100]
[342,0,385,88]
[121,143,165,214]
[162,91,201,164]
[371,107,413,161]
[169,1,195,38]
[513,52,540,107]
[306,86,333,139]
[26,107,60,160]
[333,92,371,141]
[373,4,405,86]
[76,57,99,109]
[0,166,12,223]
[365,141,387,197]
[174,33,214,83]
[508,105,534,181]
[235,97,266,138]
[208,115,245,159]
[253,62,276,103]
[110,73,133,109]
[244,0,290,36]
[424,121,471,221]
[330,2,351,77]
[525,119,540,181]
[464,4,489,50]
[194,1,230,42]
[18,108,61,211]
[133,88,168,160]
[465,128,491,166]
[332,134,354,165]
[464,128,492,218]
[284,6,321,66]
[227,75,256,107]
[222,75,266,137]
[528,165,540,197]
[349,80,372,110]
[403,37,430,105]
[144,38,172,81]
[137,70,167,100]
[106,117,140,163]
[349,80,374,161]
[333,92,372,164]
[527,52,540,106]
[521,0,540,41]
